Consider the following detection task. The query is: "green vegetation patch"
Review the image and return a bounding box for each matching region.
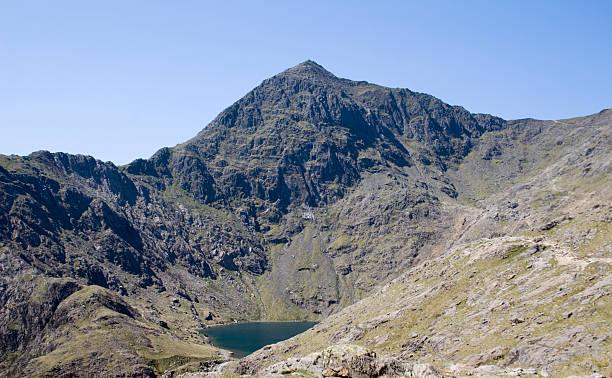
[503,244,528,260]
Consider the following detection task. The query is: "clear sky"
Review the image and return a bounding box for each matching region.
[1,1,611,165]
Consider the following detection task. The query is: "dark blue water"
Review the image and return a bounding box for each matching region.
[201,321,317,358]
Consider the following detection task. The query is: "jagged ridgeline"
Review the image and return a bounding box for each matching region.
[1,61,610,376]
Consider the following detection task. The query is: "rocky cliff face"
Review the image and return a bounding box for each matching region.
[0,61,609,377]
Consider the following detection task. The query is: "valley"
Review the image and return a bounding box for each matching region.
[0,61,610,377]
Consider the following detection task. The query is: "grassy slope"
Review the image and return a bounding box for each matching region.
[19,285,223,377]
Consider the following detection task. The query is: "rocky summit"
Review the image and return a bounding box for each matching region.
[0,61,610,377]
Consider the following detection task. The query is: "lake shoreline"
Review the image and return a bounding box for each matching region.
[200,321,318,358]
[201,318,318,329]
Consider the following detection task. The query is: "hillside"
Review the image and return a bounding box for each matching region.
[224,110,612,377]
[0,62,610,377]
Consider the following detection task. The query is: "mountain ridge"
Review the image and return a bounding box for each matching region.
[0,61,610,377]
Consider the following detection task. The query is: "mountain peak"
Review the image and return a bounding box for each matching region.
[294,59,325,69]
[278,60,336,79]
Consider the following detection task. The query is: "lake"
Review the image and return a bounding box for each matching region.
[201,321,317,358]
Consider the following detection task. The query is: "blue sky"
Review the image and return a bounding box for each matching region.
[1,1,611,165]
